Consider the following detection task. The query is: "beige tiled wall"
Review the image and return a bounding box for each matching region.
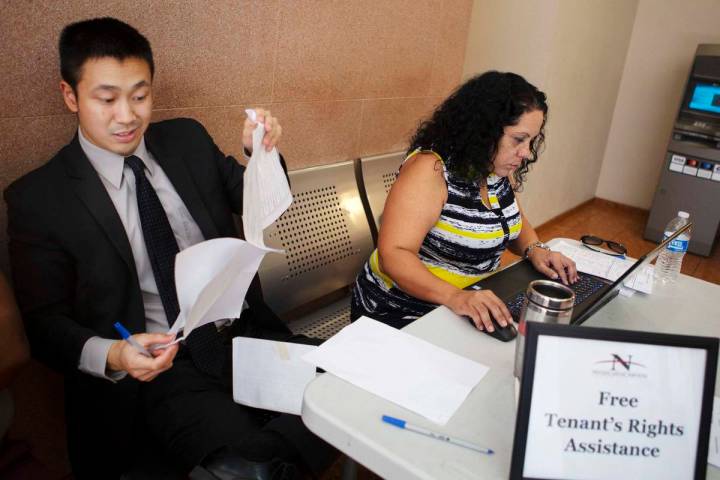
[0,0,473,272]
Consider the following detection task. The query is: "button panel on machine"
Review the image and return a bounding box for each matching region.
[668,153,720,181]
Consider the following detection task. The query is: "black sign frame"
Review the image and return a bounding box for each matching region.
[510,322,718,480]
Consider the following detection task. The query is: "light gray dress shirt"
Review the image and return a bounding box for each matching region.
[77,127,206,380]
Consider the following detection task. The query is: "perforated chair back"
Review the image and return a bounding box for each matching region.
[258,161,374,316]
[358,151,405,240]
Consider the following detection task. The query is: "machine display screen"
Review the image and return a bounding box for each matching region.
[688,82,720,114]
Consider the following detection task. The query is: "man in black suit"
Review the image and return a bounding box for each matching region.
[5,17,333,480]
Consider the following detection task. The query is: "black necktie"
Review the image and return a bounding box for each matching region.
[125,155,224,376]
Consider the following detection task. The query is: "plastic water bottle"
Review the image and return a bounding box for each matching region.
[655,211,691,284]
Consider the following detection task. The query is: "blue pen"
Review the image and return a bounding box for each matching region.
[113,322,152,357]
[382,415,493,455]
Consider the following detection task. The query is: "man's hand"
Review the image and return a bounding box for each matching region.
[107,333,178,382]
[242,108,282,153]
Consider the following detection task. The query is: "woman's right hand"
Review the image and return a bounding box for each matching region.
[446,289,513,332]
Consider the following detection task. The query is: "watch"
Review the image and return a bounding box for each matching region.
[524,241,550,259]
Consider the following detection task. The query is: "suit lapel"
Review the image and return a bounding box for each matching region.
[61,136,138,277]
[145,125,220,240]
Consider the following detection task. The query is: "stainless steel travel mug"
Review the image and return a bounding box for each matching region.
[513,280,575,379]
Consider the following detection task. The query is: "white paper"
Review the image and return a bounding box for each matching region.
[552,241,653,294]
[622,264,654,294]
[524,335,707,480]
[164,238,280,343]
[232,337,318,415]
[708,396,720,467]
[161,109,293,344]
[712,164,720,182]
[242,109,293,247]
[618,286,636,298]
[302,317,490,425]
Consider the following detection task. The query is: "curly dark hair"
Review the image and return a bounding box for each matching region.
[409,71,547,190]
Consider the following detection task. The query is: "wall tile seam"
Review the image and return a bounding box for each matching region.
[1,97,444,120]
[149,96,442,112]
[0,113,74,121]
[0,96,445,122]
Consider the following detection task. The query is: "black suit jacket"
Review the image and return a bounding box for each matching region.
[5,118,289,476]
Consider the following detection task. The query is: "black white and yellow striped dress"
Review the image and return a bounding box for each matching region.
[351,150,522,329]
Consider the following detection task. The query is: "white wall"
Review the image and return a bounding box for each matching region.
[596,0,720,209]
[463,0,639,225]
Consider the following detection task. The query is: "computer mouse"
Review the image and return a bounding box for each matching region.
[465,315,517,342]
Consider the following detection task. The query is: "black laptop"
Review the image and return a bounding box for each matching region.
[468,222,693,325]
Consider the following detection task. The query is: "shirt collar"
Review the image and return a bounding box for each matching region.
[78,127,154,189]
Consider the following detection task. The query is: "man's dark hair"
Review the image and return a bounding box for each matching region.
[59,17,154,90]
[409,71,548,190]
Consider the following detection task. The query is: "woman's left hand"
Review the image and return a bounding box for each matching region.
[528,248,578,284]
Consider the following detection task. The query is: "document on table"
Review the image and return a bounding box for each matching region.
[552,240,654,294]
[302,317,490,425]
[232,337,317,415]
[709,396,720,467]
[163,108,292,343]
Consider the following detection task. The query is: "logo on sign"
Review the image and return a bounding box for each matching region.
[592,354,648,378]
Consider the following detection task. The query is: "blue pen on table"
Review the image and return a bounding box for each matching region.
[382,415,493,455]
[113,322,152,357]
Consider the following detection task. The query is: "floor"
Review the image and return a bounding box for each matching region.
[320,198,720,480]
[500,198,719,284]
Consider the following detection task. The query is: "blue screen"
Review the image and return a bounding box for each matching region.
[689,83,720,114]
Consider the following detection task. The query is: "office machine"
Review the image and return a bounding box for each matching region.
[645,44,720,255]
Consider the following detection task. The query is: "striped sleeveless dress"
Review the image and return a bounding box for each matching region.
[351,150,522,329]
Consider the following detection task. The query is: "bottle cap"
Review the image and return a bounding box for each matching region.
[678,211,690,219]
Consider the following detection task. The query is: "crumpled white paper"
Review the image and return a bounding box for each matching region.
[159,109,293,345]
[242,108,293,247]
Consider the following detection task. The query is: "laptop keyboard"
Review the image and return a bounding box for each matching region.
[505,274,607,321]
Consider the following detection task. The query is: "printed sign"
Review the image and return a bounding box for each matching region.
[683,165,699,176]
[712,164,720,182]
[511,323,717,480]
[670,154,686,173]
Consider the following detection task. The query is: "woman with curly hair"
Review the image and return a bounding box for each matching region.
[351,71,578,333]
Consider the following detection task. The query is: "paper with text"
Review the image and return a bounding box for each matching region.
[232,337,317,415]
[164,109,292,342]
[524,335,707,479]
[242,108,293,247]
[302,317,490,425]
[552,241,654,294]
